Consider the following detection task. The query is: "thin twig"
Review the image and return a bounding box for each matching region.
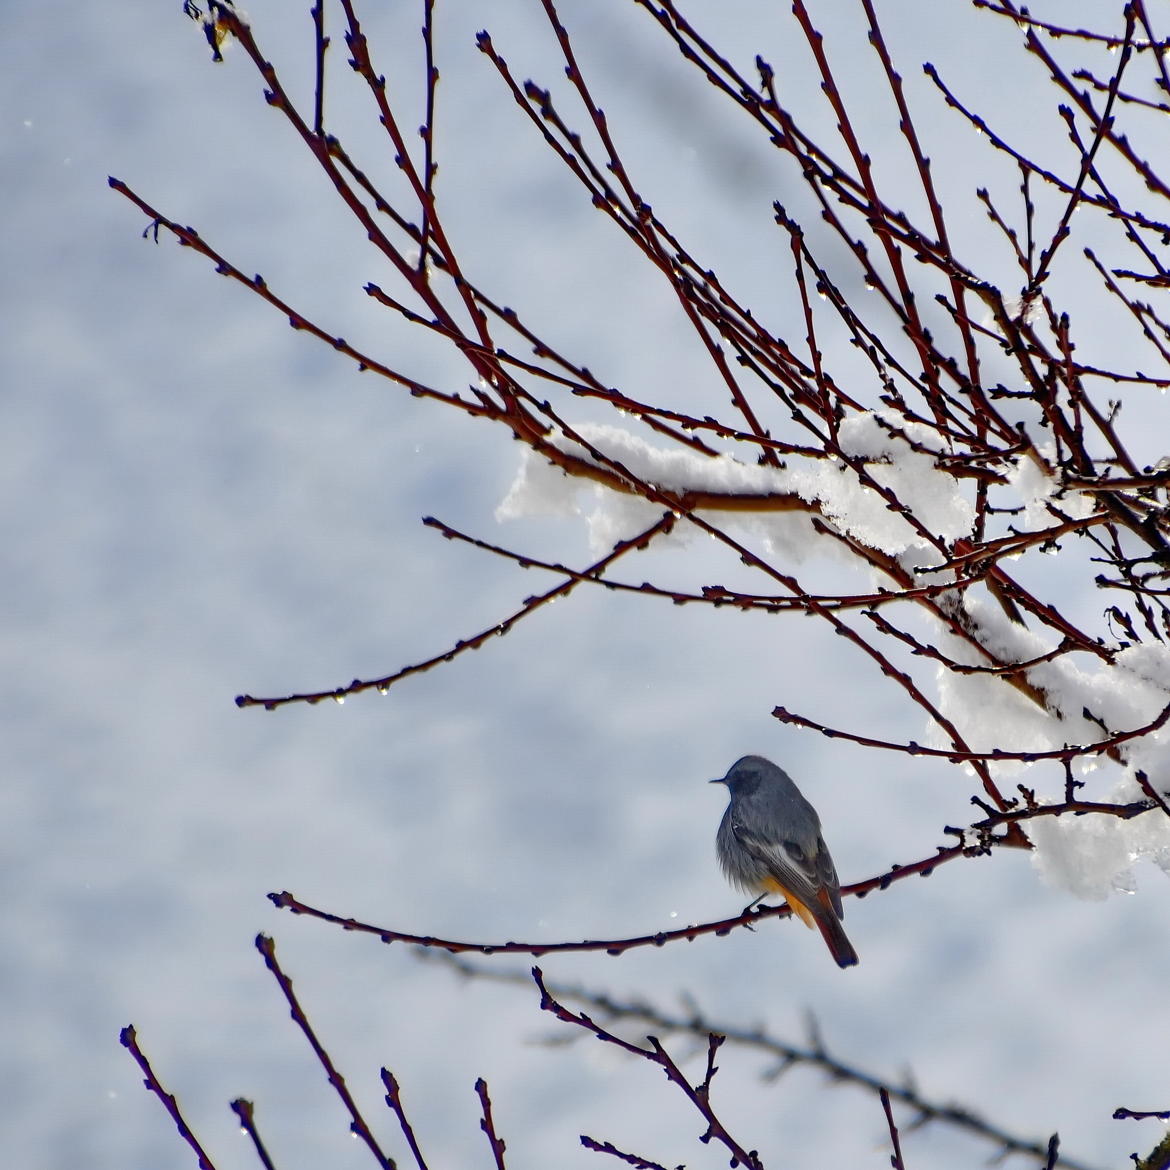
[424,953,1106,1170]
[533,968,763,1169]
[119,1026,219,1170]
[254,935,398,1170]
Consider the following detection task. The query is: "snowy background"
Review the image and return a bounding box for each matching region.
[5,1,1169,1168]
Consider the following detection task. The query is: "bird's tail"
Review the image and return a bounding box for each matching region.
[768,878,860,969]
[814,910,859,969]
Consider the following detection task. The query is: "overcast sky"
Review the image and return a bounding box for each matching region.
[5,2,1169,1168]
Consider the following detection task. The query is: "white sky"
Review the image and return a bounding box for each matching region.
[5,2,1169,1168]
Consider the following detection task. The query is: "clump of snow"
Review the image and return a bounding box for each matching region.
[497,422,821,558]
[931,600,1170,898]
[495,422,798,555]
[1024,641,1170,898]
[1030,772,1170,899]
[495,422,790,522]
[1004,445,1097,529]
[1112,642,1170,696]
[933,591,1170,746]
[835,412,975,545]
[496,439,591,523]
[497,413,975,562]
[1029,805,1139,900]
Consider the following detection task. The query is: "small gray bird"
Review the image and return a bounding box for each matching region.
[712,755,858,968]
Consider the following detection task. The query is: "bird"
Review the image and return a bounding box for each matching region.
[711,755,858,968]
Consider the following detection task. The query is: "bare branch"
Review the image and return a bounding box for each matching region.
[532,968,763,1170]
[879,1088,907,1170]
[381,1071,431,1170]
[475,1079,508,1170]
[119,1025,220,1170]
[424,953,1105,1170]
[235,513,677,709]
[229,1099,279,1170]
[254,934,397,1169]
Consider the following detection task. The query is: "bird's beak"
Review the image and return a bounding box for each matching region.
[709,777,725,786]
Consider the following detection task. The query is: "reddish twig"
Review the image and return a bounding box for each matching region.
[532,968,763,1169]
[381,1070,430,1170]
[579,1135,670,1169]
[119,1025,219,1170]
[230,1099,279,1170]
[880,1088,907,1170]
[475,1079,508,1170]
[254,934,397,1169]
[425,514,984,613]
[1045,1135,1063,1170]
[268,810,1106,958]
[772,700,1170,763]
[1134,770,1170,819]
[235,513,676,709]
[107,178,490,421]
[429,952,1104,1170]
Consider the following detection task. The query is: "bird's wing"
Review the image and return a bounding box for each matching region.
[730,820,826,912]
